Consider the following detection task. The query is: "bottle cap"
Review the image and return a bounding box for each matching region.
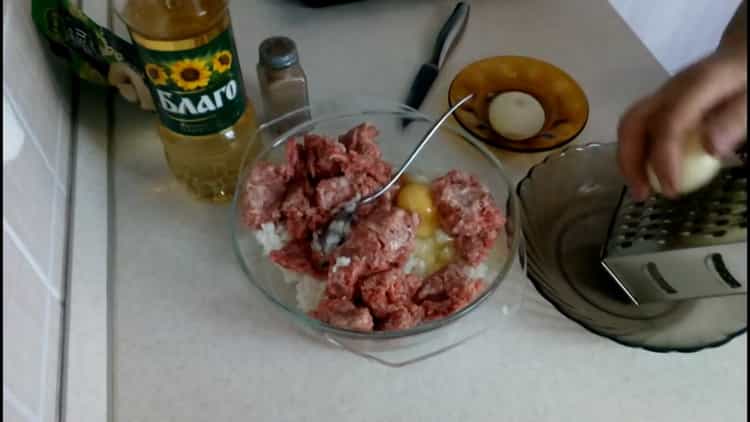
[259,36,299,70]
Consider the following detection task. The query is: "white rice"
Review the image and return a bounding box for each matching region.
[404,255,427,276]
[294,275,327,312]
[253,222,327,310]
[464,262,489,280]
[434,229,453,244]
[332,256,351,273]
[254,222,289,256]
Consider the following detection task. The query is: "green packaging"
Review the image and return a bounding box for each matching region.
[32,0,154,109]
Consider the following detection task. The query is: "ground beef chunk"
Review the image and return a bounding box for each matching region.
[246,124,500,332]
[269,239,327,279]
[346,156,392,188]
[284,140,306,180]
[380,302,424,331]
[360,269,422,318]
[350,176,397,220]
[336,207,419,273]
[241,162,290,229]
[454,230,498,265]
[325,258,367,300]
[339,123,381,158]
[304,134,348,179]
[280,183,313,240]
[314,176,356,211]
[431,170,505,265]
[415,264,485,320]
[312,298,374,332]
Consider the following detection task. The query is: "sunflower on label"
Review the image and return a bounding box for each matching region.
[137,28,248,137]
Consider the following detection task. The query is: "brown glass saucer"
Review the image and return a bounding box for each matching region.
[449,56,589,152]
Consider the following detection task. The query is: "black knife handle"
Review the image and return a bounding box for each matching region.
[430,2,470,68]
[405,64,439,112]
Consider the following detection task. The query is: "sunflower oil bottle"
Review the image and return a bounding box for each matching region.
[116,0,258,202]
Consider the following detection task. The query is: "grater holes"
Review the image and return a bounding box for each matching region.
[644,263,678,294]
[712,230,727,237]
[706,253,743,289]
[649,210,672,219]
[714,219,730,226]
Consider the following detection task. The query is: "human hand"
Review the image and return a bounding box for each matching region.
[617,44,747,200]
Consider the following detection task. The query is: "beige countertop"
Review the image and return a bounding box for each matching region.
[99,0,747,421]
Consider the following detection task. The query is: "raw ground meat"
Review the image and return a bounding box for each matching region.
[311,298,374,332]
[280,183,313,240]
[360,269,422,319]
[335,207,419,273]
[315,176,355,211]
[339,123,381,158]
[269,239,327,280]
[304,134,348,179]
[243,123,498,332]
[284,140,306,181]
[455,231,498,265]
[325,257,367,300]
[360,269,424,331]
[415,264,486,321]
[431,170,505,265]
[241,162,291,229]
[380,302,425,331]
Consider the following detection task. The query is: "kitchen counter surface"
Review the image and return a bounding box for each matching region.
[107,1,746,421]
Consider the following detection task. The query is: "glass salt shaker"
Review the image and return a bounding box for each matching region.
[257,36,311,134]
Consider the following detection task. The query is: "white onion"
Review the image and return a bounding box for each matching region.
[647,130,721,195]
[488,91,546,141]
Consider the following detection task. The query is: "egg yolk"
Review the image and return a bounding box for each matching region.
[397,182,438,238]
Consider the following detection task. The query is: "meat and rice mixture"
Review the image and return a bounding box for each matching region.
[240,123,506,332]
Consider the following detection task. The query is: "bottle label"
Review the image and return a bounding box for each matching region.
[32,0,143,86]
[134,27,246,136]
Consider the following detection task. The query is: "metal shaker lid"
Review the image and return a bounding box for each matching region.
[259,36,299,70]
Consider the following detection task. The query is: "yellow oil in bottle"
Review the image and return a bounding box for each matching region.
[118,0,259,203]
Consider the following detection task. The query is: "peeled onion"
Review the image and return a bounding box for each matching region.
[647,130,721,195]
[488,91,546,141]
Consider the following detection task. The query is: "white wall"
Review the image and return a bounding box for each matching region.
[2,0,73,421]
[610,0,742,74]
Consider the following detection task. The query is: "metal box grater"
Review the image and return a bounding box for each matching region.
[601,166,747,305]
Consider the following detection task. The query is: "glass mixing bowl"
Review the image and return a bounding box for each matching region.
[231,98,526,366]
